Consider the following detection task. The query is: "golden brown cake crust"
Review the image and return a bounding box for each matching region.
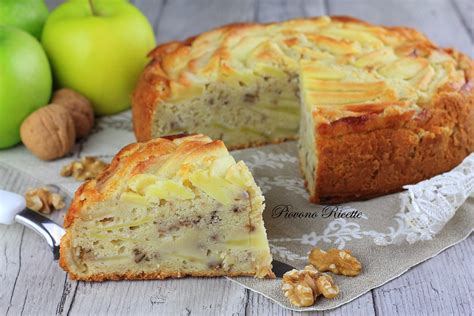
[132,16,474,203]
[312,83,474,203]
[63,135,223,228]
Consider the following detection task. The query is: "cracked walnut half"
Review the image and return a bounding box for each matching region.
[282,265,339,307]
[309,248,362,276]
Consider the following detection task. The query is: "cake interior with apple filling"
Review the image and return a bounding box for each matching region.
[60,134,274,280]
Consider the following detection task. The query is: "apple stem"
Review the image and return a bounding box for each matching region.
[88,0,98,16]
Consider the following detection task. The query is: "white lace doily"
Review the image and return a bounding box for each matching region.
[393,153,474,244]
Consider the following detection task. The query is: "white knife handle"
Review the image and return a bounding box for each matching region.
[0,189,65,260]
[0,189,26,224]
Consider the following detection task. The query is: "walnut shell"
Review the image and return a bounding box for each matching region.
[20,104,76,160]
[52,88,94,138]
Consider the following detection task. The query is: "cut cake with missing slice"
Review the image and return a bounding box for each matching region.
[60,134,274,280]
[132,16,474,203]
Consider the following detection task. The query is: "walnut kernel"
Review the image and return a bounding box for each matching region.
[282,265,339,307]
[282,266,318,307]
[316,273,339,299]
[25,187,65,214]
[60,156,109,181]
[309,248,362,276]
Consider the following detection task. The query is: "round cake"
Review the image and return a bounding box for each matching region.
[132,16,474,203]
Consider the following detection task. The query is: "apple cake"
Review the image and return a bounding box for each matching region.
[60,134,275,280]
[132,16,474,203]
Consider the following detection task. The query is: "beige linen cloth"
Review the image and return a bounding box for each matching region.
[0,110,472,311]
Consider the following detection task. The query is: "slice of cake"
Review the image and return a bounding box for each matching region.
[132,16,474,203]
[60,134,274,280]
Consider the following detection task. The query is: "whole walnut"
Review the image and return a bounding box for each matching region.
[52,88,94,138]
[20,104,76,160]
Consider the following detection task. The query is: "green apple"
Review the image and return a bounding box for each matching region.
[41,0,156,115]
[0,0,49,39]
[0,26,52,149]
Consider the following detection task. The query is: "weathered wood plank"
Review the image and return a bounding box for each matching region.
[452,0,474,42]
[372,235,474,315]
[245,290,295,316]
[131,0,166,38]
[44,0,165,18]
[44,0,62,10]
[68,277,247,315]
[245,290,375,315]
[326,0,473,57]
[155,0,255,43]
[0,219,23,315]
[256,0,327,22]
[257,0,305,22]
[0,165,76,316]
[303,0,327,17]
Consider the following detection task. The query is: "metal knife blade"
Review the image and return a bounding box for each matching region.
[272,259,295,278]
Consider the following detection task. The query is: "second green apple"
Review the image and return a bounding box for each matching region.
[42,0,155,115]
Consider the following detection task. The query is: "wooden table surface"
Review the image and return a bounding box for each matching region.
[2,0,473,315]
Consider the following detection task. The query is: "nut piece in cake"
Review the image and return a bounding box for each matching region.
[59,134,274,281]
[282,265,339,307]
[309,248,362,276]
